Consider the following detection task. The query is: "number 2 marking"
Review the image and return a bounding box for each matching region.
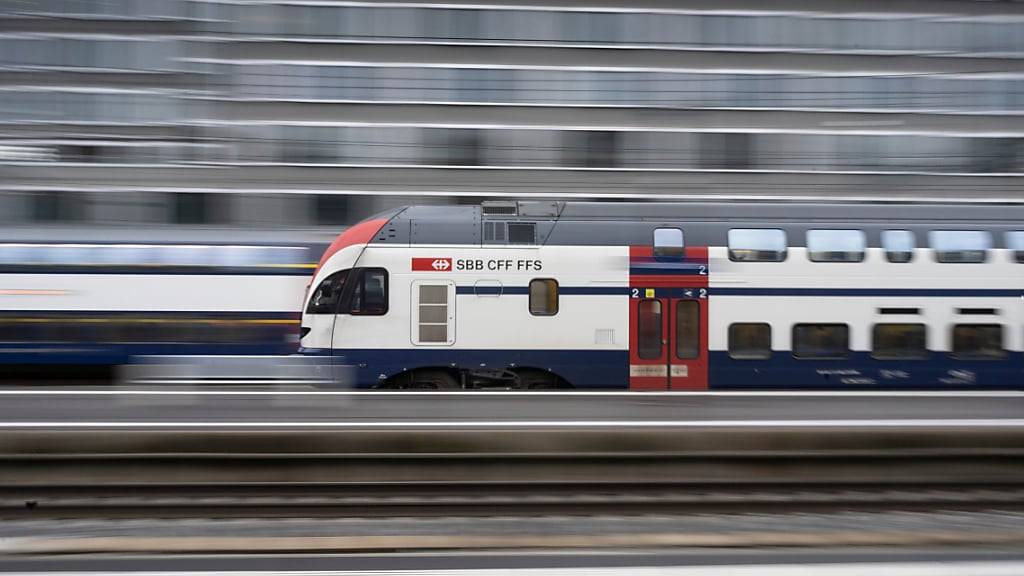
[698,265,707,276]
[631,288,639,298]
[699,288,707,299]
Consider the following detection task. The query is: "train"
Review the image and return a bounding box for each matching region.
[0,227,327,376]
[299,201,1024,390]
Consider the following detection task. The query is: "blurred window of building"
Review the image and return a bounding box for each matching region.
[313,195,350,226]
[792,324,849,359]
[1006,231,1024,263]
[31,192,84,222]
[422,128,482,166]
[728,229,787,262]
[872,324,928,360]
[969,138,1021,173]
[562,131,619,168]
[929,230,992,263]
[699,133,751,170]
[171,192,218,225]
[806,229,867,263]
[881,230,916,263]
[952,324,1006,360]
[728,323,772,360]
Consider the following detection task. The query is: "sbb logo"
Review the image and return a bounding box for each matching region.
[412,257,453,272]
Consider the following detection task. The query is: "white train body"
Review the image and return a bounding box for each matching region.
[300,202,1024,390]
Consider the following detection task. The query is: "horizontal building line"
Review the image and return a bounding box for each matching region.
[194,103,1024,137]
[192,0,1024,18]
[6,186,1024,204]
[204,42,1024,77]
[2,419,1024,427]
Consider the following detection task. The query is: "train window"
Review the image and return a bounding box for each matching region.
[349,268,388,316]
[637,299,663,360]
[728,323,771,359]
[305,270,348,314]
[929,231,991,263]
[95,245,154,266]
[508,222,536,244]
[0,244,34,264]
[727,229,786,262]
[653,228,684,258]
[952,324,1006,360]
[1007,231,1024,263]
[675,300,699,359]
[872,324,927,360]
[154,245,206,266]
[806,230,866,263]
[210,246,263,267]
[792,324,849,359]
[881,230,915,263]
[529,279,559,316]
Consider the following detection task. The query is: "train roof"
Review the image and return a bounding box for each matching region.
[375,200,1024,247]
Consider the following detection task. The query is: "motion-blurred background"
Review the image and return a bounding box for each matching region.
[1,0,1022,232]
[3,0,1023,371]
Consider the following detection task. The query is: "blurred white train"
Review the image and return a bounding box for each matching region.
[300,201,1024,390]
[0,228,327,375]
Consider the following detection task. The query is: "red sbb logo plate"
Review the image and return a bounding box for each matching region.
[412,257,453,271]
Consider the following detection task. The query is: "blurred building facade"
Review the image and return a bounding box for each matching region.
[0,0,1022,229]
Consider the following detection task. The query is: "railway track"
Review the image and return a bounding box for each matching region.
[5,481,1024,519]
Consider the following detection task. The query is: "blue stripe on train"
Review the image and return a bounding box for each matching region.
[323,347,1023,390]
[709,351,1024,390]
[331,348,629,389]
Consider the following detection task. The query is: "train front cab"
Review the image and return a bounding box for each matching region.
[299,217,389,359]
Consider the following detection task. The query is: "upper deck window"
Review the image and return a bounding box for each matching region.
[929,230,991,263]
[806,230,866,263]
[1006,231,1024,263]
[653,228,684,258]
[728,229,786,262]
[881,230,915,263]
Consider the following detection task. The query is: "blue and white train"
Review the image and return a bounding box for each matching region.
[299,201,1024,390]
[0,229,326,372]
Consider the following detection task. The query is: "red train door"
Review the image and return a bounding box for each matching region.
[628,244,709,391]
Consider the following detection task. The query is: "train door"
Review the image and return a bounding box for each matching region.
[628,228,709,390]
[629,296,707,390]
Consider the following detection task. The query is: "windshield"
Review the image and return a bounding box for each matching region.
[305,269,348,314]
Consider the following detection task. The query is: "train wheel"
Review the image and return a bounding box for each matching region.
[514,369,563,390]
[410,369,461,390]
